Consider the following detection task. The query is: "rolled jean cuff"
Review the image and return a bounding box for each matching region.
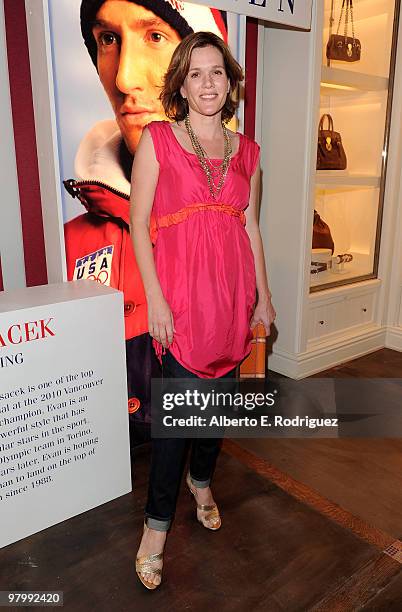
[146,516,171,532]
[189,474,210,489]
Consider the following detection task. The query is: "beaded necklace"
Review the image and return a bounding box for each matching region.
[184,114,232,201]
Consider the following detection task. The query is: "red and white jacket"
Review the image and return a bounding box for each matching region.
[63,120,148,340]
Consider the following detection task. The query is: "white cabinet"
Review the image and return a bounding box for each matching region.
[307,283,378,344]
[347,291,376,327]
[308,298,344,340]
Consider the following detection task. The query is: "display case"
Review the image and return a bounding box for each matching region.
[257,0,402,378]
[311,0,401,291]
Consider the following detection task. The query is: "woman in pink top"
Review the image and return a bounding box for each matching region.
[131,31,275,589]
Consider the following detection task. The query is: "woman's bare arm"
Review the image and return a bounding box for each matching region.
[244,163,276,335]
[130,127,174,348]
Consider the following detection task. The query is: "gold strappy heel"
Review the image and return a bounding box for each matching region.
[136,552,163,590]
[135,524,164,590]
[186,473,221,531]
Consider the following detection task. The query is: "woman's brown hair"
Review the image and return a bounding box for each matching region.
[160,31,244,123]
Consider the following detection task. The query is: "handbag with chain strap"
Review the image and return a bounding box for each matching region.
[327,0,361,62]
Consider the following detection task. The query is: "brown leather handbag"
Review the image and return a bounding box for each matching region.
[326,0,361,62]
[312,210,334,254]
[317,114,347,170]
[239,323,266,379]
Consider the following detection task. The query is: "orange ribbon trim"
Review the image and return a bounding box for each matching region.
[150,203,246,244]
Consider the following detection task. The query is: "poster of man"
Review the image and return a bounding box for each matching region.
[47,0,243,447]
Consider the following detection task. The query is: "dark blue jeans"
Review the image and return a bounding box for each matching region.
[145,350,236,531]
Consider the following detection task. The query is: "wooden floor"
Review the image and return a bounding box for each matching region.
[238,348,402,537]
[236,348,402,609]
[1,348,402,610]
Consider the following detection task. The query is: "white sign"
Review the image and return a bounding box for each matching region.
[0,281,131,548]
[192,0,312,29]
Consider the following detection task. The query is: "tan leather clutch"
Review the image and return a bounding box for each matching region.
[239,323,266,379]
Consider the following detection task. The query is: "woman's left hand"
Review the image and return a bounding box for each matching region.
[250,297,276,336]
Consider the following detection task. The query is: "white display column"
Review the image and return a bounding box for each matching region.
[384,11,402,352]
[385,159,402,349]
[259,3,322,377]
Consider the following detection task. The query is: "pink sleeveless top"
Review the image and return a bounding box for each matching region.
[147,121,259,378]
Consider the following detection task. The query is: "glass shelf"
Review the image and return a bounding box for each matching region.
[316,172,381,187]
[310,255,375,287]
[321,65,389,92]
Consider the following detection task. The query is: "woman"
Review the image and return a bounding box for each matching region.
[130,31,275,589]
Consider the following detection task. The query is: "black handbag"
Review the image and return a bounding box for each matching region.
[327,0,361,63]
[317,114,347,171]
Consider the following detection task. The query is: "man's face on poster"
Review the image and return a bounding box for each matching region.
[92,0,181,154]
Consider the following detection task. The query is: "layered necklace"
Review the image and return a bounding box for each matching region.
[184,114,232,201]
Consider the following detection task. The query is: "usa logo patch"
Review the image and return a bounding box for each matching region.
[73,245,114,285]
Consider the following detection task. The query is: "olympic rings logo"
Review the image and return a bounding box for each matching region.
[87,270,109,284]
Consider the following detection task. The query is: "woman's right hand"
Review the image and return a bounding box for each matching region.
[148,294,175,349]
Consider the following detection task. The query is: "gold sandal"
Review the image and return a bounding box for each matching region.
[135,524,164,590]
[186,473,221,531]
[135,551,163,590]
